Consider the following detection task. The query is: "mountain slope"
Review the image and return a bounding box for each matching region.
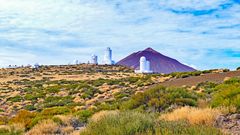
[116,48,196,74]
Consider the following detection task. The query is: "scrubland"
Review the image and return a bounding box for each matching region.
[0,64,239,135]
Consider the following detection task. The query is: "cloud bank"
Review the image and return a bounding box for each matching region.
[0,0,239,69]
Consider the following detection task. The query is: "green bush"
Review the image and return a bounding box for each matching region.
[81,88,100,99]
[74,110,93,123]
[41,107,71,116]
[7,96,22,102]
[29,107,71,129]
[43,96,73,108]
[81,111,221,135]
[45,86,61,93]
[92,78,106,87]
[9,110,37,130]
[24,105,36,111]
[211,79,240,111]
[24,93,45,101]
[81,111,155,135]
[196,82,217,95]
[0,109,4,112]
[224,77,240,84]
[121,86,198,112]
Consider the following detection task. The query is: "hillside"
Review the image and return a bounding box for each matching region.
[117,48,196,73]
[0,65,239,135]
[161,70,240,87]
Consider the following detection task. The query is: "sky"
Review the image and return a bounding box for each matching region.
[0,0,239,70]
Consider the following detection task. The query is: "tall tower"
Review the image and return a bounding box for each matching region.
[103,47,114,65]
[146,60,150,71]
[135,56,153,74]
[91,54,98,64]
[140,56,146,72]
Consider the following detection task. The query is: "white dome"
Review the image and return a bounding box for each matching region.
[140,56,146,62]
[34,63,39,66]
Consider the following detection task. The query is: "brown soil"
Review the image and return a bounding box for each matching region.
[160,70,240,87]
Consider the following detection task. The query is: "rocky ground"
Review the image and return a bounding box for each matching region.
[215,114,240,135]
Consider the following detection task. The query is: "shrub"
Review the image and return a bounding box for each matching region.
[45,86,61,93]
[81,111,222,135]
[211,79,240,111]
[43,96,73,108]
[28,107,71,129]
[9,110,37,130]
[41,107,71,116]
[0,124,24,135]
[26,119,59,135]
[152,121,222,135]
[81,88,100,99]
[159,107,223,126]
[24,93,45,101]
[24,105,36,111]
[92,78,106,87]
[0,116,8,125]
[0,109,4,112]
[7,95,22,102]
[81,111,155,135]
[196,82,217,95]
[124,77,139,84]
[121,86,198,112]
[74,110,93,123]
[90,110,119,122]
[224,77,240,84]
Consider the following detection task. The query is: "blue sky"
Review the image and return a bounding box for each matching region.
[0,0,239,70]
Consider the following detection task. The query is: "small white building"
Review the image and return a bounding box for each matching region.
[103,47,115,65]
[135,56,153,74]
[73,60,79,65]
[32,63,40,69]
[91,54,98,64]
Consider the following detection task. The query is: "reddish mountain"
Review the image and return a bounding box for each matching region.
[116,48,196,74]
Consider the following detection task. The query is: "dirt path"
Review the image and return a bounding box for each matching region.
[159,71,240,87]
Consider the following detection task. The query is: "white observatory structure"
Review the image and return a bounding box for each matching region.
[31,63,40,69]
[103,47,114,65]
[91,54,98,64]
[73,60,79,65]
[135,56,153,73]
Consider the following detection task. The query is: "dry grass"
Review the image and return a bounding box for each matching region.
[26,119,59,135]
[55,115,72,125]
[90,110,119,122]
[0,124,24,134]
[159,106,226,126]
[61,126,74,134]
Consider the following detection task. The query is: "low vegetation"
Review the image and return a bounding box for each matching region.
[160,106,225,126]
[121,86,198,112]
[211,78,240,110]
[0,65,239,134]
[81,111,222,135]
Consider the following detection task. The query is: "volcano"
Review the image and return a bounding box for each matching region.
[116,48,196,74]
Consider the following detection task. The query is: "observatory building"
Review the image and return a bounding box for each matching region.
[91,54,98,64]
[73,60,79,65]
[103,47,114,65]
[32,63,40,69]
[135,56,153,74]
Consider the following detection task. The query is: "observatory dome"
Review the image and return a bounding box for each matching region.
[140,56,146,62]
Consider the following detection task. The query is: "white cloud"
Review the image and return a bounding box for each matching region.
[0,0,239,69]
